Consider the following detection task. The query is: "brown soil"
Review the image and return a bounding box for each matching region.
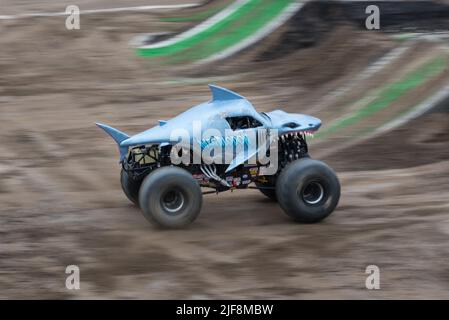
[324,101,449,171]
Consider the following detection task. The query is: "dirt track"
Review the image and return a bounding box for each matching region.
[1,1,449,299]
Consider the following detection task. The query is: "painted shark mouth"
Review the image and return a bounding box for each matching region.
[278,130,316,140]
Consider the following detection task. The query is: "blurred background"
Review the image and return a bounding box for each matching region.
[1,0,449,299]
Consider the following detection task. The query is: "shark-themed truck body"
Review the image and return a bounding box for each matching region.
[97,85,340,228]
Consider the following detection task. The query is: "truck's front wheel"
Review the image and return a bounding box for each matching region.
[139,166,203,228]
[276,158,340,223]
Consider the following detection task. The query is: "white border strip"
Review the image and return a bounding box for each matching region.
[198,1,304,64]
[139,0,252,49]
[0,4,199,20]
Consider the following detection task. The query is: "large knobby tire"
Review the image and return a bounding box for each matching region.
[139,166,203,229]
[276,158,340,223]
[120,169,142,206]
[255,181,277,201]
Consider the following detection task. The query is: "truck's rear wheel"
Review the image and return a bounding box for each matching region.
[139,166,203,228]
[276,158,340,223]
[120,169,141,206]
[255,181,277,201]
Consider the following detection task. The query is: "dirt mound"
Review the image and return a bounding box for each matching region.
[201,0,449,68]
[324,97,449,171]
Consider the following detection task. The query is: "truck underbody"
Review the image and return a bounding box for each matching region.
[122,132,309,194]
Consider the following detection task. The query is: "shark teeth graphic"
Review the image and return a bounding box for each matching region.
[279,131,315,139]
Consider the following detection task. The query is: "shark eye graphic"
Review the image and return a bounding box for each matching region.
[283,122,300,129]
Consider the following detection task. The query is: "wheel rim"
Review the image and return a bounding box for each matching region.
[161,189,185,214]
[301,181,324,205]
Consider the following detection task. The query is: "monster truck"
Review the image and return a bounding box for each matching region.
[97,85,340,228]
